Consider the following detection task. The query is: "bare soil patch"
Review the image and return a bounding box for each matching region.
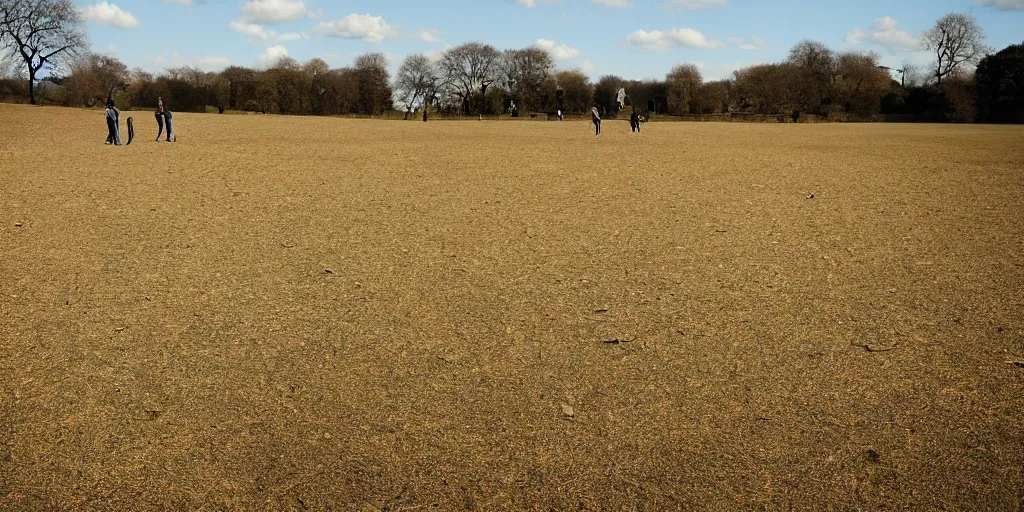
[1,104,1023,510]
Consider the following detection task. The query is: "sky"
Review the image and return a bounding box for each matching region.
[74,0,1024,81]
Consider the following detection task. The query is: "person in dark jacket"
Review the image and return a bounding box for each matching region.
[105,99,121,146]
[154,108,165,141]
[630,109,641,133]
[159,104,176,142]
[591,106,601,136]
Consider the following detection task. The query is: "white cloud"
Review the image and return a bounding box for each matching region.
[314,14,399,43]
[514,0,537,6]
[592,0,633,7]
[229,20,306,43]
[975,0,1024,9]
[82,2,140,29]
[259,45,289,66]
[534,39,581,60]
[229,20,272,40]
[241,0,307,24]
[163,0,198,4]
[417,30,442,43]
[659,0,727,10]
[846,28,867,44]
[729,36,766,51]
[624,28,725,51]
[581,59,595,72]
[151,52,229,71]
[846,17,920,53]
[424,48,449,62]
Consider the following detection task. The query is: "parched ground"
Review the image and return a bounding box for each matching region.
[1,104,1023,510]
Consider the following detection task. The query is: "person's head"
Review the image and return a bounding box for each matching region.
[106,98,114,108]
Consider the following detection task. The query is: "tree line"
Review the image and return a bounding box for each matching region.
[1,0,1021,123]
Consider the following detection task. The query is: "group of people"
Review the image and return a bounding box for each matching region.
[103,96,176,146]
[590,106,644,136]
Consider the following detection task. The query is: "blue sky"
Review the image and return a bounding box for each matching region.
[77,0,1024,81]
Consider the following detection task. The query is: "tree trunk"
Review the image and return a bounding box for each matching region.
[27,66,36,105]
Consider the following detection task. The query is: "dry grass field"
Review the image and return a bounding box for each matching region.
[1,103,1023,510]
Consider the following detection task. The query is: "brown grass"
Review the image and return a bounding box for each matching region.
[1,104,1023,510]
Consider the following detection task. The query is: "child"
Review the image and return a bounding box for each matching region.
[630,109,640,133]
[105,99,121,146]
[591,106,601,136]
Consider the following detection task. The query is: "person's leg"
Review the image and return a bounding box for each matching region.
[156,117,164,141]
[166,116,174,141]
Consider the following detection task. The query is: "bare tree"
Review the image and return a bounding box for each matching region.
[835,51,892,116]
[787,40,837,114]
[593,75,623,114]
[923,13,991,84]
[394,53,437,118]
[90,53,127,98]
[354,52,392,115]
[501,47,553,114]
[555,69,592,114]
[734,63,799,114]
[438,42,501,115]
[0,0,86,104]
[303,58,330,115]
[60,53,128,107]
[623,79,668,115]
[265,57,308,115]
[694,80,734,114]
[665,63,702,115]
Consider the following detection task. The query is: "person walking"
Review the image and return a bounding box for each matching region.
[154,107,165,141]
[105,99,121,146]
[591,106,601,136]
[162,105,176,142]
[630,109,641,133]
